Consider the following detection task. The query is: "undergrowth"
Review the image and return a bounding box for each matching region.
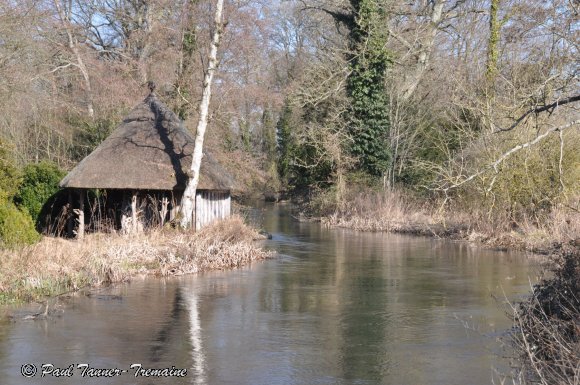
[0,216,272,304]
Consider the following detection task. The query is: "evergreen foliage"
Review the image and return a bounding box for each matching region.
[0,192,40,248]
[175,2,198,120]
[14,161,66,224]
[0,138,21,198]
[239,118,252,153]
[262,109,277,164]
[346,0,391,177]
[277,100,294,183]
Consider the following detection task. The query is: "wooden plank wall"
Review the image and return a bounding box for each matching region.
[195,191,231,231]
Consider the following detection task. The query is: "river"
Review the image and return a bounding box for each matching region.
[0,203,538,385]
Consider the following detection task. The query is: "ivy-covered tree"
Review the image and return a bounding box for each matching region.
[262,108,277,164]
[345,0,391,178]
[277,99,295,185]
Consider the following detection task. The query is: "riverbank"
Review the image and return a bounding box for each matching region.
[0,216,272,305]
[510,243,579,384]
[317,190,579,254]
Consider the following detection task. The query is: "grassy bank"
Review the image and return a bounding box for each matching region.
[0,216,272,305]
[318,189,579,254]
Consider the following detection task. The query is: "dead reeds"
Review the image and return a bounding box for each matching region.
[0,215,272,304]
[321,189,580,253]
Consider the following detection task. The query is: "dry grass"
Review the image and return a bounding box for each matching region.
[322,190,580,252]
[322,189,469,238]
[0,215,272,304]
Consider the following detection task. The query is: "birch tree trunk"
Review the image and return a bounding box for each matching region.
[180,0,225,229]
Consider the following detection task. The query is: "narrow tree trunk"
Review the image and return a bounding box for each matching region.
[486,0,501,86]
[67,189,73,237]
[137,2,155,84]
[485,0,501,130]
[180,0,225,229]
[175,0,199,119]
[160,195,169,226]
[400,0,446,101]
[131,192,138,234]
[53,0,94,119]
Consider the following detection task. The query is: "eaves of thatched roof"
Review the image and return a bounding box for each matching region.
[60,93,233,191]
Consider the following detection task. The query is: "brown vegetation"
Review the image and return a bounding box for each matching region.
[508,244,580,384]
[0,216,272,304]
[321,189,580,253]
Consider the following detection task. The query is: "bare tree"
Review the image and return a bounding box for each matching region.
[180,0,225,229]
[53,0,95,118]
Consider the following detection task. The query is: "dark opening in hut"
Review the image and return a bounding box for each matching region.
[57,92,233,237]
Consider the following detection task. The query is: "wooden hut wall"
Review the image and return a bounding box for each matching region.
[195,191,231,231]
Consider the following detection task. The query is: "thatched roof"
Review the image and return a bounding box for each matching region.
[60,93,233,191]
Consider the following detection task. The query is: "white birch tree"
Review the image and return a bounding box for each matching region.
[180,0,225,229]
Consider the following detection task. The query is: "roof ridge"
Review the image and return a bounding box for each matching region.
[146,93,181,125]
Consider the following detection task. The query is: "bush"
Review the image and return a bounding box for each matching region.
[460,127,580,223]
[0,138,21,198]
[14,161,66,224]
[511,243,580,384]
[0,193,40,248]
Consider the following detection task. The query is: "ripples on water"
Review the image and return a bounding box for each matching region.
[0,203,537,385]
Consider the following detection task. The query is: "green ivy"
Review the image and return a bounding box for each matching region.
[277,100,295,184]
[346,0,392,177]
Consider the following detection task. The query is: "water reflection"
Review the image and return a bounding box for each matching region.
[0,203,536,385]
[187,292,205,385]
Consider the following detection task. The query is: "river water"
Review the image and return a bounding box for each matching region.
[0,204,537,385]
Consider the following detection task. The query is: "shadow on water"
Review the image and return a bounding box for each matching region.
[150,287,184,363]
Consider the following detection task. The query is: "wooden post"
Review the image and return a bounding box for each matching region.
[120,191,129,234]
[160,195,168,227]
[76,190,85,240]
[67,189,73,238]
[131,191,138,234]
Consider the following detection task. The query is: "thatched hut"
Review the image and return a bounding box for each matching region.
[59,92,233,237]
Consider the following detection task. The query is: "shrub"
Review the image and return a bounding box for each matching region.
[0,193,40,248]
[0,138,21,198]
[14,161,66,224]
[511,244,580,384]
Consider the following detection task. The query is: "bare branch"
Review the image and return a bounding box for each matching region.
[438,119,580,192]
[494,94,580,133]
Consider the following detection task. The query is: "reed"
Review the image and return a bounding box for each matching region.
[0,215,272,304]
[322,189,580,253]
